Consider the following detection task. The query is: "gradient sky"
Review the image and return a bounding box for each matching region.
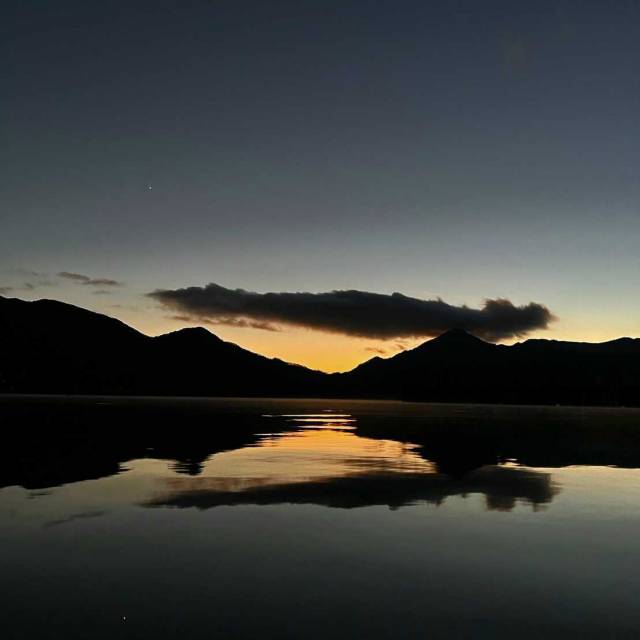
[2,0,639,371]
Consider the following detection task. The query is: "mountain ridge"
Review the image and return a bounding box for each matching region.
[1,295,639,406]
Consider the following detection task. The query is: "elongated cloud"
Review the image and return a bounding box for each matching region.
[148,283,554,341]
[58,272,122,286]
[168,314,279,332]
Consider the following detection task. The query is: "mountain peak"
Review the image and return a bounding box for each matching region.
[156,326,223,343]
[429,328,487,346]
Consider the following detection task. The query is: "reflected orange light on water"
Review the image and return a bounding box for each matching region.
[152,414,436,496]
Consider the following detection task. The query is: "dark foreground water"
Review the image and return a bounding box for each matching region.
[2,396,640,639]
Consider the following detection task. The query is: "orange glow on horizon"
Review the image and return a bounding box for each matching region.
[100,301,640,374]
[130,312,422,372]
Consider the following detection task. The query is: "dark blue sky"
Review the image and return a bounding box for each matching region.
[2,1,639,369]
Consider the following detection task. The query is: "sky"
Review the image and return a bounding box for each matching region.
[2,0,639,372]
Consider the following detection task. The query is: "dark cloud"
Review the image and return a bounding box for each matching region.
[92,290,113,295]
[0,286,14,295]
[208,317,280,332]
[365,346,388,355]
[148,283,555,341]
[0,269,56,291]
[57,271,89,282]
[58,272,122,286]
[19,281,57,290]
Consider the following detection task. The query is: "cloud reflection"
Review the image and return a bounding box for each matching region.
[145,464,556,512]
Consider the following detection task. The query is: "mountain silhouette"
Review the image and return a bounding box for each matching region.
[337,328,640,405]
[0,295,325,397]
[1,295,640,405]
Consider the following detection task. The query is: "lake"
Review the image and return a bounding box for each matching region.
[2,396,640,639]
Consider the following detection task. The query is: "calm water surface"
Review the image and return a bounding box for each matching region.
[2,397,640,638]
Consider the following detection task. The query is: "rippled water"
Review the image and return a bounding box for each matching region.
[2,397,640,638]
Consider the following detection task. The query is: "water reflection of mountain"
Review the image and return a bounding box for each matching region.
[0,396,269,490]
[353,404,640,472]
[2,397,640,513]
